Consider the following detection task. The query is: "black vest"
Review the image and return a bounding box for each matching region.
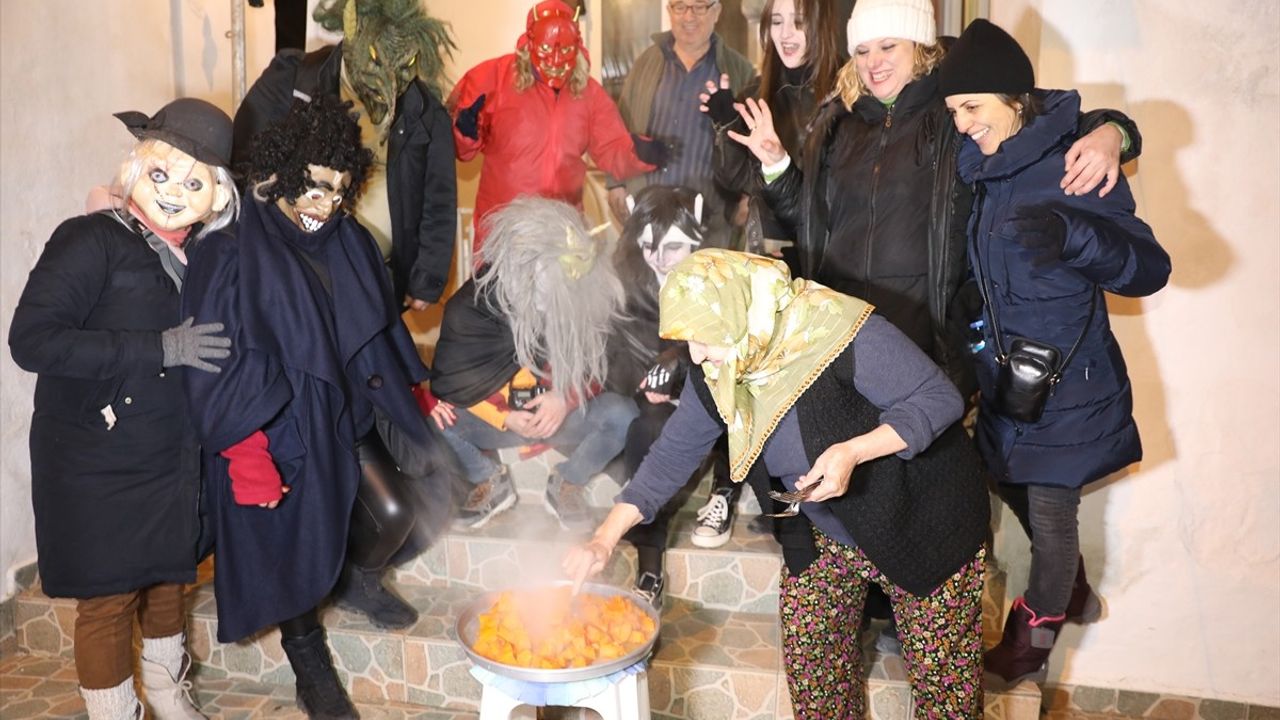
[691,342,988,596]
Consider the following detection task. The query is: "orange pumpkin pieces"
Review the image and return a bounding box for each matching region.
[470,589,656,670]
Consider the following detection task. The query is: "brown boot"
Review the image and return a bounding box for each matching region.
[1064,557,1104,624]
[984,597,1064,690]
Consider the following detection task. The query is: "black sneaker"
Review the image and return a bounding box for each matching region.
[633,571,665,608]
[543,472,594,532]
[333,566,418,629]
[453,470,517,530]
[691,487,735,548]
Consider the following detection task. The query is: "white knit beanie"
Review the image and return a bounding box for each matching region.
[846,0,937,54]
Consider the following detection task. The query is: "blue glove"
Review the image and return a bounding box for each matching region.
[455,94,486,140]
[1006,208,1067,268]
[631,134,668,168]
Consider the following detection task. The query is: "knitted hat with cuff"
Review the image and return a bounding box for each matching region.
[938,19,1035,97]
[846,0,936,55]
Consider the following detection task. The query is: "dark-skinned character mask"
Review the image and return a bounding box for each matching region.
[279,165,351,232]
[521,1,582,91]
[247,96,373,233]
[313,0,455,138]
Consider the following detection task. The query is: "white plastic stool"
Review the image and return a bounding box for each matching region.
[478,670,651,720]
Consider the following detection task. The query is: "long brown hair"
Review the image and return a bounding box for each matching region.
[758,0,842,103]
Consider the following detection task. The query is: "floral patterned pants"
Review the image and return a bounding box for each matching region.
[779,531,986,719]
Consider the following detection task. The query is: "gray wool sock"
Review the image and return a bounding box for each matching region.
[79,676,140,720]
[142,632,186,680]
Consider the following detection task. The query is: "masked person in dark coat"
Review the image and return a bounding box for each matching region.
[9,98,239,720]
[183,96,453,719]
[232,0,457,310]
[939,20,1170,690]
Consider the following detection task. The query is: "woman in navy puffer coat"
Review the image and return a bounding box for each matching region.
[940,20,1171,689]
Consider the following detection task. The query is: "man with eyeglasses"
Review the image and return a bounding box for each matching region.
[606,0,755,244]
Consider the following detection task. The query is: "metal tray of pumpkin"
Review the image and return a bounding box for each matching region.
[454,581,661,683]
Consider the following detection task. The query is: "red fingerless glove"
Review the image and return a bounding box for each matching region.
[220,430,283,505]
[414,383,439,415]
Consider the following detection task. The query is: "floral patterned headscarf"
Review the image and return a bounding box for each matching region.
[659,249,873,481]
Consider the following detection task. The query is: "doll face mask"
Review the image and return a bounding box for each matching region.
[129,141,226,232]
[527,12,580,89]
[276,165,350,232]
[638,224,700,285]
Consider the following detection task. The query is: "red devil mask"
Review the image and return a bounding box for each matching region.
[522,1,582,90]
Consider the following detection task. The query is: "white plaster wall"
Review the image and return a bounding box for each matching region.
[0,0,275,599]
[987,0,1280,705]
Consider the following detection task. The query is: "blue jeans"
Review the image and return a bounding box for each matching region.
[440,392,638,487]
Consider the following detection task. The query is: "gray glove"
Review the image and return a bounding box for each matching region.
[161,317,231,373]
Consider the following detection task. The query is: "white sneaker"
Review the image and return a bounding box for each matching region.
[691,488,735,548]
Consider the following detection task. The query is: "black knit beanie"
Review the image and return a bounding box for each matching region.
[938,19,1035,97]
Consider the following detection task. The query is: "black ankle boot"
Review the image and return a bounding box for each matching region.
[281,627,359,719]
[333,565,418,629]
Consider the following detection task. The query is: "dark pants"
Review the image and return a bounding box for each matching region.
[74,583,186,688]
[998,482,1082,616]
[622,400,731,567]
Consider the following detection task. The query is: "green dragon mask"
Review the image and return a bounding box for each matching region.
[314,0,455,137]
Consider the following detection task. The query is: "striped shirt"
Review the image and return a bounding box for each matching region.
[645,36,722,196]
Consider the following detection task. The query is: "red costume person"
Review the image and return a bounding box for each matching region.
[449,0,661,250]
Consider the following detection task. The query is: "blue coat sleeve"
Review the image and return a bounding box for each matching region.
[1052,177,1170,297]
[181,235,293,453]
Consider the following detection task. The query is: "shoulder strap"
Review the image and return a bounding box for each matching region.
[971,187,1097,379]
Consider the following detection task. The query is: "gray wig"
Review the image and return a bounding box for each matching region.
[116,138,240,239]
[476,197,624,405]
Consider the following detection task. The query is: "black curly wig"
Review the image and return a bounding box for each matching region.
[246,95,374,208]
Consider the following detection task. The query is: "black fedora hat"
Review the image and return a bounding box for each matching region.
[114,97,233,169]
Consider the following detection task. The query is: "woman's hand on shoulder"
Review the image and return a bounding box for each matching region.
[796,439,863,502]
[1062,123,1124,197]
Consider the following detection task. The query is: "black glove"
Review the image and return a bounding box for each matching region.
[455,94,486,140]
[631,133,668,168]
[161,317,231,373]
[643,346,687,396]
[1005,209,1067,268]
[703,87,737,126]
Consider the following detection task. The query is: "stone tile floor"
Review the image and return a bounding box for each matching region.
[2,649,1215,720]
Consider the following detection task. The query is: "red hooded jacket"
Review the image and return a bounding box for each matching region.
[449,54,653,250]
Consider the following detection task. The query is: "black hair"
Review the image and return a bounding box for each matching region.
[246,95,373,207]
[997,92,1045,126]
[615,185,710,316]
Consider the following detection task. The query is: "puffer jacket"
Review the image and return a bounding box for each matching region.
[960,89,1170,489]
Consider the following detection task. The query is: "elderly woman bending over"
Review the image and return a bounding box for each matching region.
[565,249,990,718]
